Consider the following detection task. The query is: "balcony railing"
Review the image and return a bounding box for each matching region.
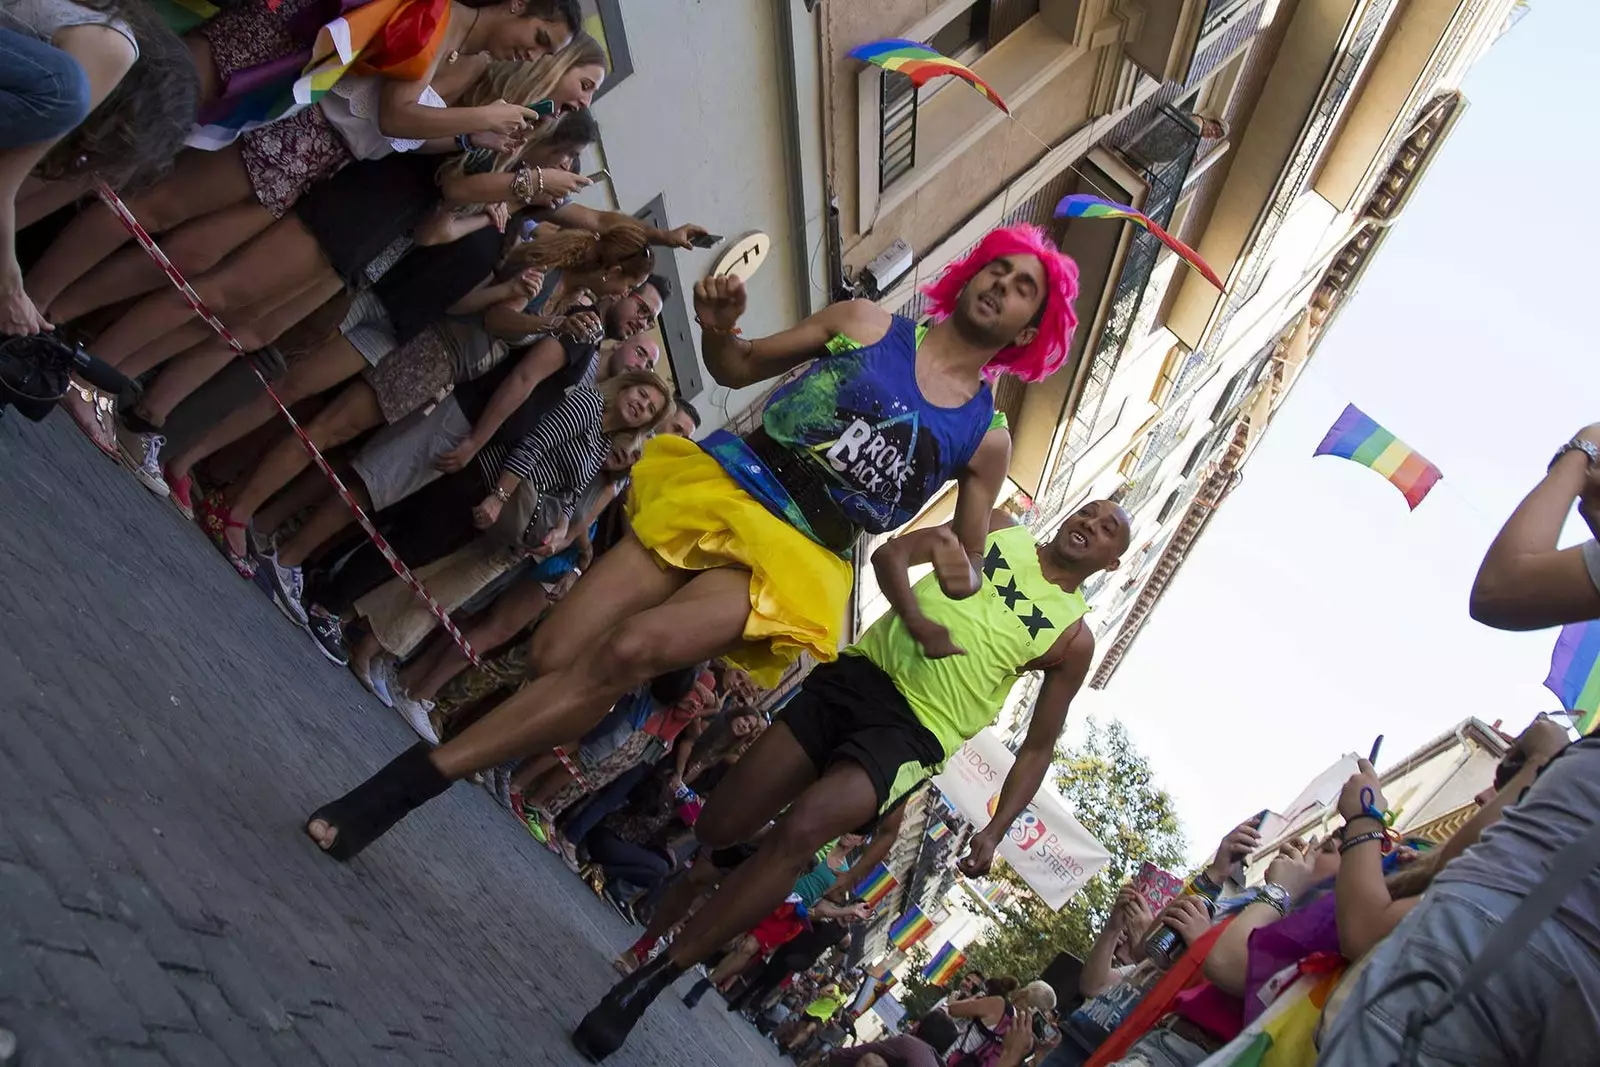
[879,70,918,191]
[1202,0,1395,362]
[1201,0,1250,38]
[1029,106,1203,530]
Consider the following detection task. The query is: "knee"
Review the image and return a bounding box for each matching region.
[596,618,667,686]
[26,50,92,144]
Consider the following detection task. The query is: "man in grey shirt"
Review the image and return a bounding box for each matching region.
[1317,427,1600,1065]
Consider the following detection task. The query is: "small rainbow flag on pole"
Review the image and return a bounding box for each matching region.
[1312,404,1442,510]
[922,942,967,986]
[889,906,934,951]
[857,864,898,908]
[1545,621,1600,734]
[1054,194,1224,289]
[927,821,951,843]
[848,39,1009,114]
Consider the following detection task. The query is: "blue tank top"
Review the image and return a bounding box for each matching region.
[702,316,995,549]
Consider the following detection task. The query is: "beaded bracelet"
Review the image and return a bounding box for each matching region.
[511,165,535,205]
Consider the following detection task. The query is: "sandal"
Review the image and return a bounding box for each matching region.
[304,742,452,862]
[62,385,120,461]
[195,491,255,579]
[165,468,195,521]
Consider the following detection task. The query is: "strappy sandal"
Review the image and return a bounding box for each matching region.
[304,742,453,862]
[195,491,255,579]
[62,385,120,461]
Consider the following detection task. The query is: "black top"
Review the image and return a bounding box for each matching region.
[374,226,502,346]
[452,334,599,447]
[293,153,441,285]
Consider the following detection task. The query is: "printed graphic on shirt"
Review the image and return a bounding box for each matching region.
[762,357,945,533]
[982,542,1057,639]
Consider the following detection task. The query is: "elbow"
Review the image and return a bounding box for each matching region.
[1201,947,1246,996]
[1467,581,1534,632]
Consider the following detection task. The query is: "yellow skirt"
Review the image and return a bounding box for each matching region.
[626,434,853,688]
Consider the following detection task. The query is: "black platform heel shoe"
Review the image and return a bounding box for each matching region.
[304,742,452,861]
[571,950,685,1062]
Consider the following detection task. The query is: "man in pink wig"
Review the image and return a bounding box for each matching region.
[564,224,1082,1059]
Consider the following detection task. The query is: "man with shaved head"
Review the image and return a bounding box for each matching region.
[575,500,1129,1057]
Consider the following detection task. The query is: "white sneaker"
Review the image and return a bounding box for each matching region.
[117,429,169,498]
[262,550,308,626]
[392,688,440,744]
[369,656,398,709]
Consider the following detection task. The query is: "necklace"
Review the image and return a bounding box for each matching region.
[447,9,481,63]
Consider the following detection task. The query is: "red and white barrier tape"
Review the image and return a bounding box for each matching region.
[94,182,592,792]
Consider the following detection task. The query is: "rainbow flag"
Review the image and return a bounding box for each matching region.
[189,0,451,150]
[857,864,897,908]
[980,883,1010,909]
[927,821,951,843]
[848,38,1009,114]
[888,906,934,951]
[921,942,967,986]
[1545,621,1600,734]
[1312,404,1442,510]
[1054,194,1223,289]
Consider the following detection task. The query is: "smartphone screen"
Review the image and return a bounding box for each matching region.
[689,233,725,249]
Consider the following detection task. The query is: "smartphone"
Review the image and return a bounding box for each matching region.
[585,168,611,184]
[1228,809,1271,885]
[689,232,725,249]
[1368,735,1384,765]
[530,98,558,118]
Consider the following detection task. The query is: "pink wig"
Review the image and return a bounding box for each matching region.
[920,223,1080,383]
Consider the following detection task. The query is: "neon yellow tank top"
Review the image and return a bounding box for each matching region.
[850,524,1089,758]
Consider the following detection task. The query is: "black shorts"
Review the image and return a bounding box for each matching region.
[778,654,944,824]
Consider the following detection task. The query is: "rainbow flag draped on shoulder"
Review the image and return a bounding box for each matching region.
[188,0,453,150]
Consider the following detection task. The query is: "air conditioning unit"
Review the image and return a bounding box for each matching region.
[860,239,914,298]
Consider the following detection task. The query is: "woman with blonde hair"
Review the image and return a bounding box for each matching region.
[282,368,674,636]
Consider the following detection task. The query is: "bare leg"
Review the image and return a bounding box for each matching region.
[708,938,760,986]
[84,208,310,364]
[120,321,217,385]
[424,562,750,780]
[49,201,280,326]
[401,578,551,702]
[668,762,879,968]
[28,147,256,316]
[255,468,338,539]
[639,854,724,947]
[275,486,366,568]
[227,382,382,525]
[163,334,367,484]
[135,274,344,423]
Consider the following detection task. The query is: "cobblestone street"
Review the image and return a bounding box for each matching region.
[0,412,785,1067]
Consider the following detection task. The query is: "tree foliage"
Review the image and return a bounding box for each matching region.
[963,716,1186,983]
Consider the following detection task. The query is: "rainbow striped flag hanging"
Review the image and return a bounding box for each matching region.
[1054,194,1224,289]
[1312,404,1442,510]
[921,942,967,986]
[1545,621,1600,734]
[857,865,898,908]
[927,821,951,843]
[888,906,934,951]
[848,38,1009,114]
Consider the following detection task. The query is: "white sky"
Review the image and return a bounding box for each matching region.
[1060,2,1598,865]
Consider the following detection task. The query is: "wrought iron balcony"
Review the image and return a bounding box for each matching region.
[1029,106,1203,531]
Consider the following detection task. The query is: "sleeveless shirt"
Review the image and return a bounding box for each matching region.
[850,524,1090,758]
[701,316,996,550]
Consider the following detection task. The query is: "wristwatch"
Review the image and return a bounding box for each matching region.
[1257,883,1291,917]
[1549,437,1600,471]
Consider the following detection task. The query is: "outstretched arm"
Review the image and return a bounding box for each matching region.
[539,203,706,248]
[949,426,1013,569]
[692,275,890,389]
[1470,426,1600,630]
[960,626,1093,877]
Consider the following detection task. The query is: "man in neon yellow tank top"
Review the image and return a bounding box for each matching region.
[575,500,1129,1058]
